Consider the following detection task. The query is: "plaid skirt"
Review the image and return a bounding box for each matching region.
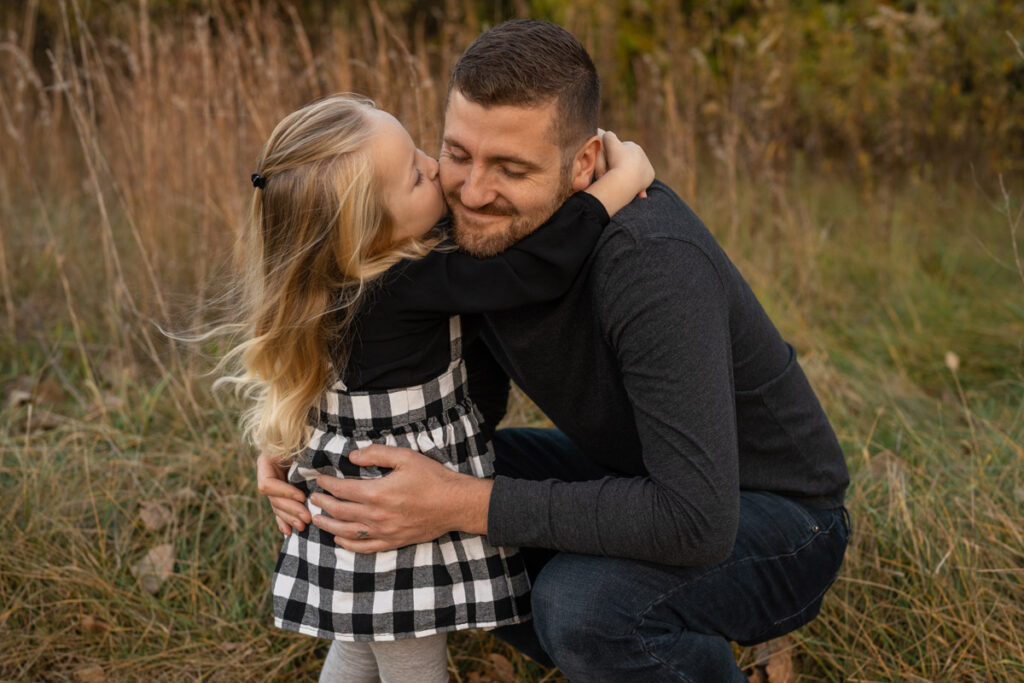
[271,318,531,641]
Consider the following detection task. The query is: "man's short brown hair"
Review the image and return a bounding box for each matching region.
[448,19,600,157]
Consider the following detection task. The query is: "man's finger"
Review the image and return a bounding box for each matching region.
[312,515,372,540]
[310,492,374,523]
[348,444,412,470]
[315,474,380,505]
[335,538,394,554]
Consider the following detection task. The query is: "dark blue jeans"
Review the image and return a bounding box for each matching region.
[490,428,850,682]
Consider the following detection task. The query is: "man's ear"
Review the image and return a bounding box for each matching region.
[569,135,602,192]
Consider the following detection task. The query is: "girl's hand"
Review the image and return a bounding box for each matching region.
[256,452,310,535]
[599,130,655,199]
[584,129,655,216]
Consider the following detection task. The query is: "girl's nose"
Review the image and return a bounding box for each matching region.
[419,150,439,179]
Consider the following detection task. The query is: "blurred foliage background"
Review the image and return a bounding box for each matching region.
[5,0,1024,185]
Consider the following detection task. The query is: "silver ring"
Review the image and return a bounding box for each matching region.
[356,530,370,539]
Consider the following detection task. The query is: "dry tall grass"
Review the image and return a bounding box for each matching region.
[2,1,1023,681]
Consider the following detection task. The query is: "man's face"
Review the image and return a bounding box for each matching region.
[440,90,574,257]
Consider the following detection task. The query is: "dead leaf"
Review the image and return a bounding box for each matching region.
[73,665,106,682]
[102,392,125,411]
[34,379,67,405]
[869,449,907,478]
[79,615,110,634]
[4,376,66,409]
[486,653,516,683]
[131,544,175,594]
[14,408,64,434]
[747,668,768,683]
[753,636,796,683]
[174,486,198,502]
[6,389,31,409]
[138,501,172,531]
[766,652,795,682]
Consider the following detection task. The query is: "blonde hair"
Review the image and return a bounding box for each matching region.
[219,94,439,462]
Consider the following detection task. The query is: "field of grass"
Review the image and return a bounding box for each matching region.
[2,2,1023,681]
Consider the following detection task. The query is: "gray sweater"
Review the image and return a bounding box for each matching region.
[478,181,849,566]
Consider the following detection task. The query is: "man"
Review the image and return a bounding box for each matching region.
[259,19,850,681]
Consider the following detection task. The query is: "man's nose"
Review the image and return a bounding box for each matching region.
[459,163,497,209]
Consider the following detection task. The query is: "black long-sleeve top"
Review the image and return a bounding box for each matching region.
[474,181,850,566]
[341,192,609,390]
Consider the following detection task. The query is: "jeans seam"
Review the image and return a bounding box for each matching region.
[639,515,836,617]
[752,561,841,643]
[630,619,697,683]
[633,512,841,651]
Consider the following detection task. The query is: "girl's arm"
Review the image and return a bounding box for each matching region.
[583,130,655,218]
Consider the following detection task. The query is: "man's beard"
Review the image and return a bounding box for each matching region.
[447,177,574,258]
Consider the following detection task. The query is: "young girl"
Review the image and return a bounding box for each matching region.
[231,93,653,682]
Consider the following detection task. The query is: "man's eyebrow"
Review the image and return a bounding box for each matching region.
[442,136,543,171]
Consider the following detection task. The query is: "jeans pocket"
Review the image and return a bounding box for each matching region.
[749,492,826,552]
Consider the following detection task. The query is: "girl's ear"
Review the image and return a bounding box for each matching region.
[569,135,602,192]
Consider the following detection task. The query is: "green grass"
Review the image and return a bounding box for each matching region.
[2,1,1023,680]
[3,172,1022,682]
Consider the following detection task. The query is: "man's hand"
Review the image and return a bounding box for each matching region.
[256,452,310,535]
[310,445,493,554]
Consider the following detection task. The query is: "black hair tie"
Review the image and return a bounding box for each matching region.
[251,173,266,189]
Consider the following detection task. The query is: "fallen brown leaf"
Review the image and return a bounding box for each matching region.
[102,392,125,411]
[79,615,110,634]
[73,665,106,682]
[138,501,173,531]
[174,486,198,502]
[6,388,32,409]
[14,408,64,434]
[131,544,175,595]
[753,636,796,683]
[766,651,795,682]
[487,653,516,683]
[34,379,67,404]
[868,448,907,478]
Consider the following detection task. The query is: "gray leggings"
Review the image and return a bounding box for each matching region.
[318,633,449,683]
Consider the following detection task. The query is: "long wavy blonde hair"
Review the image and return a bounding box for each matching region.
[218,94,440,462]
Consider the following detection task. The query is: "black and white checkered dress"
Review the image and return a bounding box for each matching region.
[272,316,531,641]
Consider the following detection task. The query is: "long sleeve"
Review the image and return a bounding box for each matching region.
[487,237,746,566]
[395,191,609,313]
[462,329,511,435]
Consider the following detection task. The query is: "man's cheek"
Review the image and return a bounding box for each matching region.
[438,161,460,194]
